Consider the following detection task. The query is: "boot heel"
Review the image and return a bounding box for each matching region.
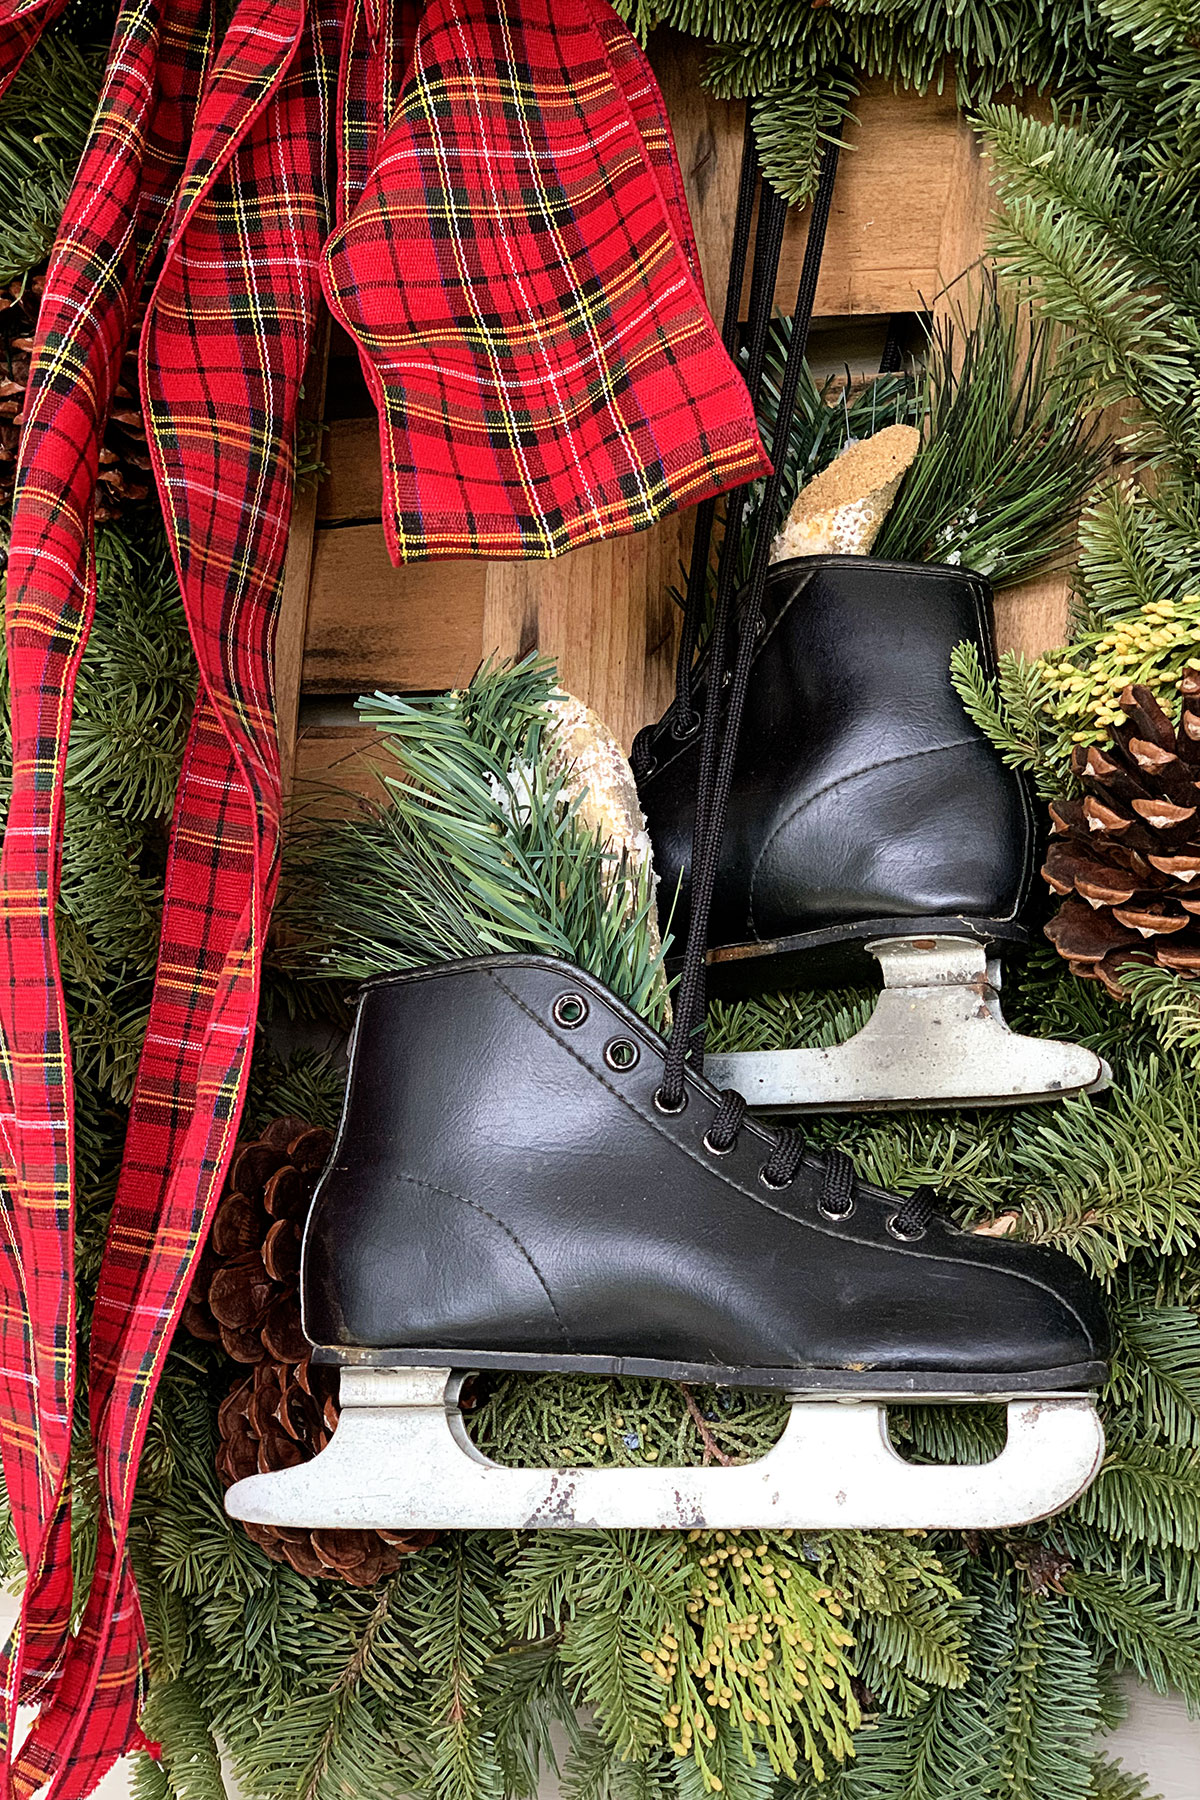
[706,934,1109,1112]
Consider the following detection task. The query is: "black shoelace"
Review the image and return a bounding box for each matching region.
[701,1087,937,1236]
[642,127,939,1243]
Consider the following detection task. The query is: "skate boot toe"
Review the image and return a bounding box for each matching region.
[929,1223,1110,1381]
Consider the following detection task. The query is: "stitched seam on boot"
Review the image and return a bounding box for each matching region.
[488,973,1098,1348]
[746,737,995,935]
[386,1166,571,1345]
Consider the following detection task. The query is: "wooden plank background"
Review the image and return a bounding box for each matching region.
[282,40,1077,792]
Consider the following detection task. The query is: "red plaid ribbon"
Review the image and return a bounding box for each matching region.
[0,0,766,1791]
[324,0,769,558]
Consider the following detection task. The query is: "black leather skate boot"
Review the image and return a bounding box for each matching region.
[300,953,1108,1391]
[635,553,1034,994]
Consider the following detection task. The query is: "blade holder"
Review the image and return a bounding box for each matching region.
[225,1365,1105,1533]
[705,934,1110,1113]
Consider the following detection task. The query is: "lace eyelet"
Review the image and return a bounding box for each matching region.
[887,1214,926,1242]
[604,1037,640,1072]
[639,753,658,778]
[654,1086,688,1115]
[671,711,701,743]
[703,1131,734,1157]
[818,1195,855,1222]
[758,1164,790,1191]
[553,993,589,1028]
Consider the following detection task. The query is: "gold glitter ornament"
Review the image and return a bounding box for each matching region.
[771,423,921,563]
[545,692,666,987]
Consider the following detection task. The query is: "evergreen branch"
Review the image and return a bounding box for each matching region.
[1068,1570,1200,1705]
[873,273,1110,587]
[751,69,859,206]
[981,106,1200,322]
[1074,1438,1200,1553]
[278,658,670,1030]
[136,1677,227,1800]
[948,642,1061,795]
[1000,1588,1104,1800]
[1117,964,1200,1069]
[1089,1755,1160,1800]
[1107,1293,1200,1447]
[1076,484,1200,622]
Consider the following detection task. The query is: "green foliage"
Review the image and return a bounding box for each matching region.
[135,1678,226,1800]
[278,658,670,1031]
[981,103,1200,465]
[1068,1571,1200,1706]
[873,277,1109,585]
[469,1374,788,1471]
[999,1587,1105,1800]
[0,24,103,283]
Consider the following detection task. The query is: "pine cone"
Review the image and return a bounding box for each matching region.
[185,1115,436,1584]
[1043,668,1200,996]
[0,276,153,521]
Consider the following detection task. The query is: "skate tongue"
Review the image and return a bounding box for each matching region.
[658,137,841,1113]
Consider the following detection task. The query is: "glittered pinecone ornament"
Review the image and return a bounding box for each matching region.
[1043,668,1200,995]
[184,1115,435,1582]
[0,276,152,521]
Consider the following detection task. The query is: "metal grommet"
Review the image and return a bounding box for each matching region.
[671,710,701,743]
[887,1213,926,1242]
[654,1086,688,1115]
[603,1037,640,1072]
[758,1164,790,1191]
[703,1131,734,1156]
[818,1195,855,1222]
[640,754,658,778]
[553,992,589,1028]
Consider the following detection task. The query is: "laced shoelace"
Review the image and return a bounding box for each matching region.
[642,127,940,1242]
[701,1090,938,1236]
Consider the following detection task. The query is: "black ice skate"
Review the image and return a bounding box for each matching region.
[635,555,1109,1112]
[631,138,1105,1115]
[224,954,1107,1531]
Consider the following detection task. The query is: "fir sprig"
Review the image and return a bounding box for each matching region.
[278,658,670,1030]
[874,276,1109,584]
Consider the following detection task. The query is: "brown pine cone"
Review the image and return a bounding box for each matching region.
[1043,668,1200,996]
[185,1115,436,1584]
[216,1359,434,1585]
[0,276,153,521]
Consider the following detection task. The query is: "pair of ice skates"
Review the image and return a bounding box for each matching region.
[225,578,1110,1534]
[227,145,1108,1540]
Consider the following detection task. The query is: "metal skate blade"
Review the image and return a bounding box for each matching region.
[224,1367,1104,1533]
[705,934,1109,1113]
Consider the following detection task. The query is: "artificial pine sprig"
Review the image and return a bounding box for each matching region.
[278,658,670,1030]
[872,276,1109,585]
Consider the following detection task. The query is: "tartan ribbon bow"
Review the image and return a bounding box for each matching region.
[323,0,769,560]
[0,0,766,1791]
